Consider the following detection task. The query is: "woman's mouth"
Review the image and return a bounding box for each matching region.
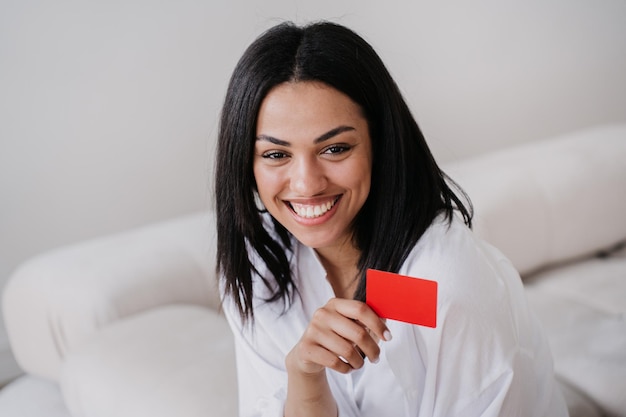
[288,196,341,219]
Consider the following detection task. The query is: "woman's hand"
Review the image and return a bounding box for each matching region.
[284,298,391,417]
[287,298,391,376]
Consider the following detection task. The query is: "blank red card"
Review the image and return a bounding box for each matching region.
[366,269,437,328]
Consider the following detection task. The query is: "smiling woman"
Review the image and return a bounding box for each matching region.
[253,82,372,255]
[214,21,568,417]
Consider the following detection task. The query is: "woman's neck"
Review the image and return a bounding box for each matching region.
[314,241,361,299]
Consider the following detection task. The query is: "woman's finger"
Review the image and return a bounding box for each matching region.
[312,301,388,366]
[327,298,392,342]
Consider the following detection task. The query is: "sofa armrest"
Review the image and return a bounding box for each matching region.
[444,124,626,276]
[2,210,218,380]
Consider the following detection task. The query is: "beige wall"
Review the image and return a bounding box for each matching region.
[1,0,626,378]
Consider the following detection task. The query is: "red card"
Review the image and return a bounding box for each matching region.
[366,269,437,328]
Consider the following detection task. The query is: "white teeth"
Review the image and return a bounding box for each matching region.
[291,200,335,219]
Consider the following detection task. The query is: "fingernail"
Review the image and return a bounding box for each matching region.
[383,330,392,341]
[371,356,380,364]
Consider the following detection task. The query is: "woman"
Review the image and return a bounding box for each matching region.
[215,21,568,417]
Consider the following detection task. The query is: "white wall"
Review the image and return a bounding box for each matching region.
[1,0,626,381]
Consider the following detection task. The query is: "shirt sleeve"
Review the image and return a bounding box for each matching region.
[221,294,288,417]
[392,217,567,417]
[408,282,564,417]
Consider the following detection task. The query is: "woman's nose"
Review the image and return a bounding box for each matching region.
[289,157,328,196]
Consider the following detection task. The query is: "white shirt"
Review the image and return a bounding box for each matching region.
[221,215,569,417]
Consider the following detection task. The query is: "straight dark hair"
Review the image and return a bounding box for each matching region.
[215,21,472,322]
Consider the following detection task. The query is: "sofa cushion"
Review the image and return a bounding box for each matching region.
[444,124,626,275]
[0,375,71,417]
[2,212,218,381]
[59,305,237,417]
[524,252,626,416]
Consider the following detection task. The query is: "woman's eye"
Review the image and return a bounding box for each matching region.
[261,151,288,159]
[323,144,351,155]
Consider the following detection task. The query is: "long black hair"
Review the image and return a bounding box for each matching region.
[215,21,472,321]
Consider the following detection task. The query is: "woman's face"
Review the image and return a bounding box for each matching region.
[253,81,372,252]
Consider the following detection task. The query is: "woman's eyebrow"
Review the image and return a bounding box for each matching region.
[256,135,290,146]
[256,125,356,146]
[314,125,355,144]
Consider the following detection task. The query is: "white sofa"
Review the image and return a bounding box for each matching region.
[1,124,625,417]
